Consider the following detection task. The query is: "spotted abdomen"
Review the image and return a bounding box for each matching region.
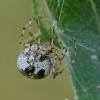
[17,48,52,79]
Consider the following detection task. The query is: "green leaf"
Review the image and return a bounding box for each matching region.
[33,0,100,100]
[45,0,100,100]
[32,0,60,47]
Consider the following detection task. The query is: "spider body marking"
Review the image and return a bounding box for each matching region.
[17,15,77,79]
[17,44,53,79]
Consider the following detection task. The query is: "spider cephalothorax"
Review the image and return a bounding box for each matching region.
[17,15,76,79]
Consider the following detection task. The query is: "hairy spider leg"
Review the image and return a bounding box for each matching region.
[50,26,77,78]
[20,16,43,64]
[20,15,40,46]
[53,32,67,65]
[27,16,42,64]
[34,39,54,63]
[50,27,67,77]
[55,36,77,77]
[52,49,58,78]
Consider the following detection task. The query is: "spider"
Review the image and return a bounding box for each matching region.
[17,15,77,79]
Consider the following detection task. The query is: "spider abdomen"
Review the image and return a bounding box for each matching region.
[17,47,52,79]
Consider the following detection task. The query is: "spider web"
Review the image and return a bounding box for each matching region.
[35,0,100,100]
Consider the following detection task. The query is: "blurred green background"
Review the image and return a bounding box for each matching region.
[0,0,75,100]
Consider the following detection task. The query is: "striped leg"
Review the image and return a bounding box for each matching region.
[52,49,58,78]
[27,17,41,64]
[20,16,43,64]
[50,26,77,77]
[28,18,37,42]
[28,16,43,44]
[20,25,30,47]
[20,15,43,46]
[53,33,67,65]
[51,27,67,65]
[54,36,77,77]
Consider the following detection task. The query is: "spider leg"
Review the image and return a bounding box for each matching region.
[20,25,30,47]
[54,36,77,77]
[20,15,43,64]
[28,18,37,42]
[34,46,46,62]
[27,16,42,64]
[28,16,46,64]
[37,35,45,44]
[20,18,36,64]
[31,37,50,64]
[36,17,47,45]
[44,39,60,78]
[29,16,43,44]
[20,15,40,46]
[51,27,67,65]
[52,49,58,78]
[32,43,48,63]
[35,39,53,61]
